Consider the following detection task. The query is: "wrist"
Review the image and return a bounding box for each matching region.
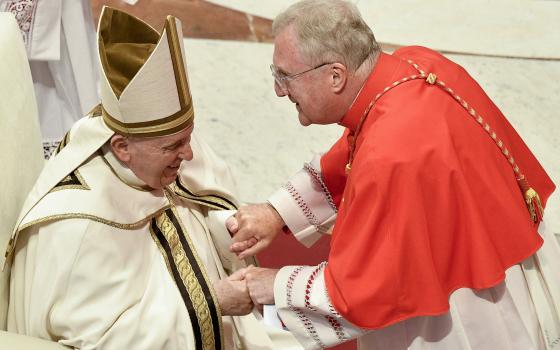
[265,202,286,233]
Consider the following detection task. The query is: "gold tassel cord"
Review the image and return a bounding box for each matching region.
[525,187,544,223]
[518,176,544,223]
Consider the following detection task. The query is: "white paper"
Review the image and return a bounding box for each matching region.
[263,304,284,329]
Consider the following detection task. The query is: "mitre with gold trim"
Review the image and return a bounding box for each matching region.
[98,6,194,137]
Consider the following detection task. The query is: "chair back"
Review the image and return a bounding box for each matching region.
[0,12,45,330]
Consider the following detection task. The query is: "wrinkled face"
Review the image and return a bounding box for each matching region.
[272,25,338,126]
[127,125,194,189]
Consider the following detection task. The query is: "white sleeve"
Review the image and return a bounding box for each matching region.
[267,154,337,248]
[273,263,369,349]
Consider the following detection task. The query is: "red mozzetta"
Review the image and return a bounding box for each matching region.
[321,46,556,328]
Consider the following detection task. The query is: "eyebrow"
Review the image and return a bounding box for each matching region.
[277,67,289,76]
[162,139,183,149]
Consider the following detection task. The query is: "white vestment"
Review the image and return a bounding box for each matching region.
[0,0,99,154]
[7,116,302,349]
[269,155,560,350]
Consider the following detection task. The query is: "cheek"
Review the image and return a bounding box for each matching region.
[159,153,179,173]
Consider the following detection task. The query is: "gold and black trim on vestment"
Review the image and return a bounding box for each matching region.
[172,178,237,211]
[50,169,90,192]
[4,206,171,262]
[149,208,223,350]
[53,130,71,157]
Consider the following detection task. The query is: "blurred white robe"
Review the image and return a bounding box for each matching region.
[0,0,99,153]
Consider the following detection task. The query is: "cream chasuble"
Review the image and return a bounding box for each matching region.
[7,124,301,349]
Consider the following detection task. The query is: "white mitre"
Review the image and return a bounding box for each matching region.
[3,6,196,266]
[98,6,194,137]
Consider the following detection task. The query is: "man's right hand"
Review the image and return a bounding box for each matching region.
[214,268,253,316]
[227,203,285,259]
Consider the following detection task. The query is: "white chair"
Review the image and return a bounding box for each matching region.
[0,12,68,349]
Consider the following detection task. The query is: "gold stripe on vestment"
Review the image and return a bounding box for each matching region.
[172,178,237,211]
[17,206,171,233]
[149,206,223,350]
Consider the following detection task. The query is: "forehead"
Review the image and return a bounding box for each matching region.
[273,25,305,70]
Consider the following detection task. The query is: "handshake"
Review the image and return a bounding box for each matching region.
[214,203,287,316]
[214,266,278,316]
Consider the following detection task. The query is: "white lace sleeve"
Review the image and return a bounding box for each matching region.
[268,154,337,247]
[273,263,368,349]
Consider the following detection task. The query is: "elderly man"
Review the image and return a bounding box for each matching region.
[229,0,559,349]
[3,7,300,350]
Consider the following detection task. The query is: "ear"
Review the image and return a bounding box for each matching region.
[110,134,132,163]
[330,62,347,93]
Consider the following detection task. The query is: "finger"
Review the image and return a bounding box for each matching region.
[231,227,257,242]
[225,216,238,235]
[238,239,269,259]
[228,267,247,281]
[230,237,258,253]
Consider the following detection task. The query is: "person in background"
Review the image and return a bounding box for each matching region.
[1,0,99,158]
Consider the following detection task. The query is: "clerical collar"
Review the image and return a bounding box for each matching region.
[101,144,153,191]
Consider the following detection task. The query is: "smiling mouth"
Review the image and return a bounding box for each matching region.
[165,164,181,176]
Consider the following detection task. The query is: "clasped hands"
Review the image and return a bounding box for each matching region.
[214,266,278,316]
[215,203,286,316]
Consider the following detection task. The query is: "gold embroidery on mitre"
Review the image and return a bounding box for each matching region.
[149,207,223,350]
[97,8,194,138]
[101,104,193,138]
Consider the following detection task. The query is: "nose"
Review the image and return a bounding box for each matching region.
[178,142,193,161]
[274,81,288,97]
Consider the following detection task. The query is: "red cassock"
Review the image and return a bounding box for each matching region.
[321,46,556,328]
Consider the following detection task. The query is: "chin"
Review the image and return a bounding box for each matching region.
[298,113,312,126]
[161,175,178,187]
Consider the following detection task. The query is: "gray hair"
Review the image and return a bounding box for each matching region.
[272,0,379,71]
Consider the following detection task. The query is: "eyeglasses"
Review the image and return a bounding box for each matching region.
[270,62,332,91]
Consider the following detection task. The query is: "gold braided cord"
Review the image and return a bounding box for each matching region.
[346,73,427,173]
[4,206,171,261]
[345,58,542,222]
[406,59,522,177]
[17,206,171,233]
